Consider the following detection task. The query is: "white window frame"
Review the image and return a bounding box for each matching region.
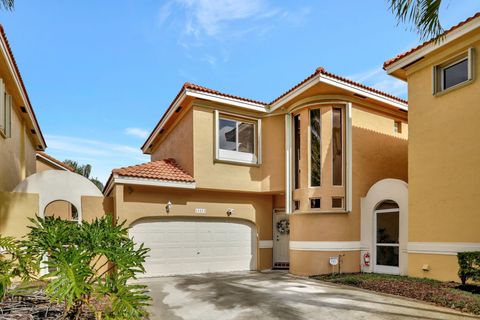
[214,110,261,165]
[433,48,475,95]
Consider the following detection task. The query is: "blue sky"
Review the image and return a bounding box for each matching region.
[1,1,479,184]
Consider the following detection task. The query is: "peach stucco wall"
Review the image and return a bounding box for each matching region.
[289,101,408,275]
[0,106,36,192]
[404,29,480,281]
[151,107,194,175]
[192,105,285,193]
[0,191,38,238]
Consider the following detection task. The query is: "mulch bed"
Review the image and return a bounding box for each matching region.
[0,289,95,320]
[312,273,480,315]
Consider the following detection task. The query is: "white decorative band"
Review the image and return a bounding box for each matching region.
[290,241,361,251]
[407,242,480,256]
[259,240,273,249]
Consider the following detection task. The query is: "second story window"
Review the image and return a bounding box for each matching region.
[433,48,474,94]
[0,79,12,138]
[216,113,259,164]
[310,109,321,187]
[332,108,343,186]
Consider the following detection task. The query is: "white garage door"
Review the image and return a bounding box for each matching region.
[129,218,257,277]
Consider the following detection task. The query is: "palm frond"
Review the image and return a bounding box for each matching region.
[389,0,444,41]
[0,0,14,11]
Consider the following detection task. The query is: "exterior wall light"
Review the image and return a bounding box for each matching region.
[166,201,172,214]
[227,208,234,216]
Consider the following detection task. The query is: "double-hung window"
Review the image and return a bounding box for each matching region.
[216,112,260,164]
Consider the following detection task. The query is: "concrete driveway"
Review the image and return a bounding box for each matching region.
[140,271,476,320]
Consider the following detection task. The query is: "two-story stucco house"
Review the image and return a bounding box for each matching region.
[384,12,480,282]
[105,67,409,277]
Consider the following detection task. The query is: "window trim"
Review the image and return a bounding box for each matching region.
[214,110,261,165]
[433,48,475,95]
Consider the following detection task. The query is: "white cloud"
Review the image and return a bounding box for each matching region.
[347,67,408,99]
[158,1,311,45]
[124,127,149,139]
[176,0,268,37]
[44,134,149,184]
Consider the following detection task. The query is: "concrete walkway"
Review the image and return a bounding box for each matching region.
[139,271,477,320]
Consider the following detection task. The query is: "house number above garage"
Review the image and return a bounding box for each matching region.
[195,208,207,214]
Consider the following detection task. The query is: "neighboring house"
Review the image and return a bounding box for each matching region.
[0,26,108,239]
[36,151,74,173]
[105,67,408,277]
[384,12,480,282]
[0,26,46,193]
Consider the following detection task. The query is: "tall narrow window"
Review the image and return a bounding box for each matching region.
[294,115,300,189]
[332,108,343,186]
[310,109,321,186]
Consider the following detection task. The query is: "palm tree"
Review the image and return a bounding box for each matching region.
[64,159,104,191]
[389,0,444,41]
[0,0,14,10]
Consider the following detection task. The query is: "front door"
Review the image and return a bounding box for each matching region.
[374,202,400,274]
[273,209,289,269]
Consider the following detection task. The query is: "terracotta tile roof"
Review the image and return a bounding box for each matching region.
[184,82,267,105]
[270,67,408,105]
[112,159,195,183]
[384,12,480,69]
[142,67,407,151]
[36,151,74,171]
[0,25,46,148]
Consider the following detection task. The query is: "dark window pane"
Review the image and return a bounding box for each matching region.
[443,59,468,89]
[376,246,399,267]
[294,115,301,189]
[310,198,321,209]
[310,109,321,187]
[377,211,399,244]
[294,201,300,211]
[71,205,78,221]
[219,119,236,151]
[332,108,343,185]
[332,197,343,209]
[376,200,399,210]
[238,122,254,154]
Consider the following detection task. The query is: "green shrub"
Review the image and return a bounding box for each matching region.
[457,252,480,285]
[0,235,36,299]
[23,215,150,319]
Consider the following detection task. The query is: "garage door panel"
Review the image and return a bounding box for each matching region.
[130,218,256,277]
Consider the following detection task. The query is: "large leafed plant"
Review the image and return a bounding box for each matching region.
[23,215,150,319]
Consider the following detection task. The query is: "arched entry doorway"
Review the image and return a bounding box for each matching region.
[361,179,408,275]
[374,200,400,274]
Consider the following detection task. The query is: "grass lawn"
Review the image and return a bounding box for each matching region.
[311,273,480,315]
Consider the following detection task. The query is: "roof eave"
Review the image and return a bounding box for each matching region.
[384,16,480,76]
[104,174,196,196]
[141,88,269,154]
[270,74,407,112]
